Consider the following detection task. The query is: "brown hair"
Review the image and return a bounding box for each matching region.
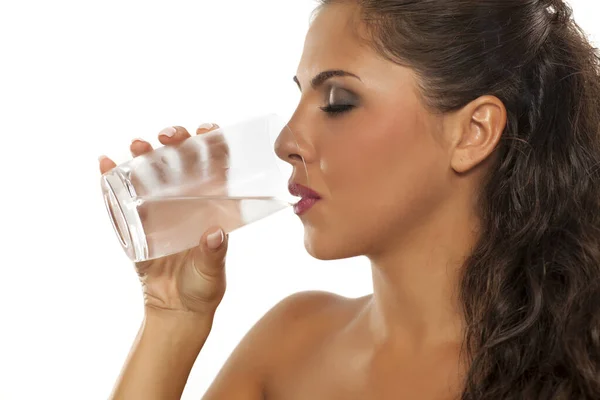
[317,0,600,398]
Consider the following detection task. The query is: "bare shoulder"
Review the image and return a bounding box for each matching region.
[267,290,361,325]
[260,290,370,365]
[202,291,368,399]
[245,290,366,341]
[267,290,369,341]
[234,290,366,363]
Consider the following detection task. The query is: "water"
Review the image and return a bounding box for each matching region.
[114,195,291,262]
[99,114,303,262]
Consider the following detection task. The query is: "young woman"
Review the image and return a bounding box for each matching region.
[100,1,600,398]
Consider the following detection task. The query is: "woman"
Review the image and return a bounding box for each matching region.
[99,0,600,398]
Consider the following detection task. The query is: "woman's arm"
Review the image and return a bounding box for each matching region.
[109,310,212,400]
[109,291,343,400]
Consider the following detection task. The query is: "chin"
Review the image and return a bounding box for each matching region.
[302,226,368,261]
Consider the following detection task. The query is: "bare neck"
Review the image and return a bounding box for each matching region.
[365,202,479,350]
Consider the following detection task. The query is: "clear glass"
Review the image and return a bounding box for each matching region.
[100,114,301,262]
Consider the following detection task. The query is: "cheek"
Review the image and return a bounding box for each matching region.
[308,110,448,257]
[326,111,440,203]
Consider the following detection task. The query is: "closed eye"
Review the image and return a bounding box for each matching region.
[320,104,355,116]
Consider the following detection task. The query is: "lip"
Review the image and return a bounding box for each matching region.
[288,182,322,215]
[288,182,322,199]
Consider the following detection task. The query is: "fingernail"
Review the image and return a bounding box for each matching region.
[131,138,145,144]
[207,228,225,250]
[159,126,177,137]
[98,155,108,162]
[197,123,215,130]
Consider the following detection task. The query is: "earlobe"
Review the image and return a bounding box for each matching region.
[450,95,506,174]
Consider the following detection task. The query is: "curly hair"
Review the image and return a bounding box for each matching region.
[317,0,600,398]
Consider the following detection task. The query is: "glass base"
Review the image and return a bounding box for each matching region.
[101,171,148,262]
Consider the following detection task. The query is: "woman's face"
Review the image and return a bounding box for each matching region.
[276,3,454,260]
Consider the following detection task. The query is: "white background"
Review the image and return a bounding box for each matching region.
[0,1,598,399]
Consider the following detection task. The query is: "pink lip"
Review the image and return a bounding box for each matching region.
[288,183,322,215]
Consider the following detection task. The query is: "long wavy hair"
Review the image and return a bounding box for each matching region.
[317,0,600,398]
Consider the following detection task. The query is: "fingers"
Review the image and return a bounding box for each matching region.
[98,137,153,175]
[195,124,228,179]
[127,124,220,158]
[98,155,117,174]
[156,123,219,146]
[193,226,228,279]
[130,138,154,157]
[204,133,231,189]
[98,123,222,176]
[196,123,219,135]
[162,123,221,175]
[129,138,160,194]
[158,126,192,146]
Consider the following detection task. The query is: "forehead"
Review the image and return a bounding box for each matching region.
[297,3,418,101]
[298,3,375,78]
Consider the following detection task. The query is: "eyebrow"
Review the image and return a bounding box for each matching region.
[293,69,361,91]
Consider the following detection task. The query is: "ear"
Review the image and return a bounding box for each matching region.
[449,95,506,174]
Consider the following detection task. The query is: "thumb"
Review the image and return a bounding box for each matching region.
[192,226,228,278]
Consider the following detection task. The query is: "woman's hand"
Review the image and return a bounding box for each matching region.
[99,124,230,318]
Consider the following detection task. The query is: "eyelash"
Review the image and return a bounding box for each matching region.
[320,104,355,116]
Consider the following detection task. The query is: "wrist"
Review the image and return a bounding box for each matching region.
[109,308,212,399]
[143,307,214,345]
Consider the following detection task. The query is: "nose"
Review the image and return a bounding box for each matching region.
[274,121,310,168]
